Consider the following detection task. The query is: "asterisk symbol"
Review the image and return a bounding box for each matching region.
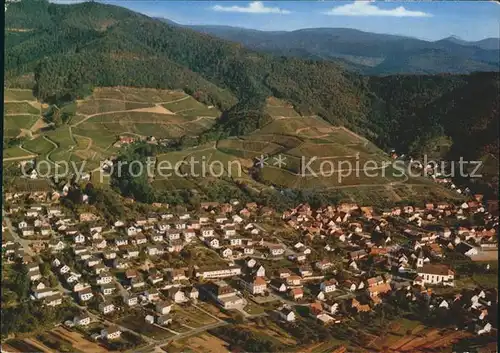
[255,154,269,168]
[272,154,287,168]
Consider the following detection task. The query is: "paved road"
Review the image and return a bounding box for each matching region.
[2,208,35,256]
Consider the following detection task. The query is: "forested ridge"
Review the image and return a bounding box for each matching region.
[5,0,499,189]
[187,24,499,75]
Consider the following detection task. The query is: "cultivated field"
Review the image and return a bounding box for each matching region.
[92,86,187,103]
[163,333,231,353]
[2,89,463,202]
[4,86,221,173]
[3,146,35,159]
[148,96,460,200]
[211,99,395,190]
[4,115,40,138]
[4,101,39,115]
[171,305,219,328]
[4,88,36,101]
[2,327,114,353]
[3,90,42,138]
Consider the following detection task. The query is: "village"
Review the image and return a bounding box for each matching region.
[1,183,498,352]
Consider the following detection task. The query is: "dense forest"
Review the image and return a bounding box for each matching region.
[5,0,499,196]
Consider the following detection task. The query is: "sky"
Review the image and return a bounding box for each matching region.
[62,1,500,41]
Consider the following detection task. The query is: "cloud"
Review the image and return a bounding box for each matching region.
[212,1,290,14]
[324,1,432,17]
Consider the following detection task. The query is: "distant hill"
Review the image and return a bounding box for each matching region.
[184,23,499,75]
[440,36,500,51]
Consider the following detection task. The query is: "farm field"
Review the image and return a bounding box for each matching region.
[3,339,46,353]
[92,86,187,103]
[163,333,231,353]
[73,88,218,148]
[146,93,459,200]
[3,92,41,139]
[22,136,56,156]
[206,98,402,190]
[172,305,219,328]
[76,99,155,115]
[77,111,211,139]
[161,96,220,118]
[3,86,221,173]
[3,146,35,159]
[264,97,301,118]
[2,89,463,203]
[4,114,39,138]
[43,127,76,164]
[48,326,113,353]
[4,88,36,101]
[2,326,112,353]
[4,101,39,115]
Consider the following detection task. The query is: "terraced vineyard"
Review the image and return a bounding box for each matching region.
[3,88,462,203]
[211,98,397,190]
[3,89,44,139]
[4,87,222,177]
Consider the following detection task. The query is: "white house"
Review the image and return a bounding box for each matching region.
[278,307,296,322]
[127,226,140,236]
[78,289,94,302]
[241,276,267,295]
[156,301,173,315]
[99,302,115,315]
[417,263,455,286]
[96,273,113,285]
[169,288,187,303]
[101,327,121,340]
[320,280,337,293]
[100,284,116,296]
[221,247,232,258]
[268,245,285,256]
[476,322,492,335]
[74,315,91,326]
[196,265,241,279]
[208,238,220,249]
[59,264,71,274]
[200,227,215,238]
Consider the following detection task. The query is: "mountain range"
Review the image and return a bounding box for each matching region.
[182,23,499,75]
[4,0,499,197]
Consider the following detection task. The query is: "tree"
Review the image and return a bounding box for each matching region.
[233,312,245,324]
[49,274,59,288]
[40,262,51,276]
[11,262,30,300]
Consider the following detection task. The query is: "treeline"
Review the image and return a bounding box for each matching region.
[33,52,237,108]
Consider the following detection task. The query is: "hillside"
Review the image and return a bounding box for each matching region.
[4,0,498,202]
[187,24,499,75]
[5,1,370,131]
